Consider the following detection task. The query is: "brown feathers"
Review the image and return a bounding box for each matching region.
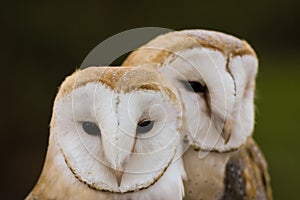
[123,30,256,67]
[182,138,272,200]
[56,65,178,106]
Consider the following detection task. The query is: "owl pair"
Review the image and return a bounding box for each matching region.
[27,30,272,200]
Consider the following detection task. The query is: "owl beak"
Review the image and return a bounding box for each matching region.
[114,169,124,187]
[101,130,136,187]
[221,119,232,144]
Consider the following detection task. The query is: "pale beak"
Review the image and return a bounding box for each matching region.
[101,139,130,187]
[101,129,137,187]
[221,119,232,144]
[114,169,124,187]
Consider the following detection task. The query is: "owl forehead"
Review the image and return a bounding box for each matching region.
[56,66,178,105]
[123,29,256,66]
[177,30,256,56]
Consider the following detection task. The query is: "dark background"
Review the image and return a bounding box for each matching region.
[1,1,300,199]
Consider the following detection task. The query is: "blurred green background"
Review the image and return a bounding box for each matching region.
[1,0,299,199]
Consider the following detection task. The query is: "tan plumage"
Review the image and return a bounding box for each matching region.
[182,138,272,199]
[122,29,273,199]
[26,29,272,200]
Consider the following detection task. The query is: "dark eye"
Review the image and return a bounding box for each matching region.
[136,120,154,134]
[181,80,207,93]
[82,122,101,136]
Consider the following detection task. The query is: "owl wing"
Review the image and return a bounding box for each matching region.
[182,138,272,200]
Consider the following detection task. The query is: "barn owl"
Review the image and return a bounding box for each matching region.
[26,65,186,200]
[123,29,272,199]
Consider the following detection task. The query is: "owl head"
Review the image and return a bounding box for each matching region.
[47,65,183,193]
[123,30,258,152]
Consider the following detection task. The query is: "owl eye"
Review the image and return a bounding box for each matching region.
[181,80,207,93]
[82,122,101,136]
[137,120,154,134]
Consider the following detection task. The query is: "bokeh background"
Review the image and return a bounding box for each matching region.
[1,1,300,199]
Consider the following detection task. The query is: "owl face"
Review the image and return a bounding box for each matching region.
[123,30,258,152]
[51,66,182,193]
[159,47,258,152]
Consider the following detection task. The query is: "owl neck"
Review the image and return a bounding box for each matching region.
[26,134,186,200]
[26,135,87,199]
